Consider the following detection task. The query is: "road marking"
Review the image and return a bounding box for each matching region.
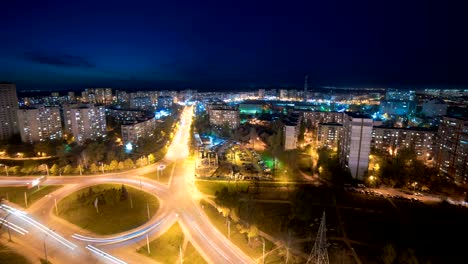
[86,245,127,264]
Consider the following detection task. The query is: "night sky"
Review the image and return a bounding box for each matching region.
[1,0,467,91]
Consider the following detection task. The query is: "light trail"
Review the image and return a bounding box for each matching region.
[0,204,77,250]
[86,245,127,264]
[0,218,28,235]
[72,214,171,244]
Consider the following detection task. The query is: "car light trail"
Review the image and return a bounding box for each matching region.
[72,214,172,244]
[86,245,127,264]
[0,204,77,250]
[0,218,28,235]
[191,222,233,263]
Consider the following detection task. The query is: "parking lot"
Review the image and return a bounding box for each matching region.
[217,142,273,180]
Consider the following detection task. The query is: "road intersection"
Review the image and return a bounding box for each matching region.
[0,106,254,264]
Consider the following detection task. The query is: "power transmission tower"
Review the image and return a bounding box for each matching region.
[307,211,329,264]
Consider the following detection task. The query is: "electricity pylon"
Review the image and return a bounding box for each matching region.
[307,211,329,264]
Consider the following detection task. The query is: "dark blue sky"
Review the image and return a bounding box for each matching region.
[1,0,467,91]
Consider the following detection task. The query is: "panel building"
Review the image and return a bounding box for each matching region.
[121,118,156,144]
[340,112,373,180]
[208,106,240,129]
[435,116,468,184]
[379,88,417,116]
[69,105,106,144]
[0,82,19,140]
[317,122,342,149]
[130,96,152,110]
[421,99,447,117]
[372,126,436,162]
[17,106,62,143]
[157,96,173,110]
[303,111,343,128]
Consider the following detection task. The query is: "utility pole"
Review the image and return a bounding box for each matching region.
[79,164,82,176]
[45,164,49,176]
[1,213,12,242]
[43,233,48,263]
[5,165,8,177]
[54,198,58,215]
[146,233,151,254]
[24,192,28,208]
[262,237,266,264]
[146,202,150,220]
[227,219,231,240]
[307,211,329,264]
[179,245,183,264]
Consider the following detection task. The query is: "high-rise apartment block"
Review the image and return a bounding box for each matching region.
[208,106,240,129]
[372,126,436,161]
[279,89,288,99]
[340,113,373,180]
[283,114,302,150]
[421,99,447,117]
[0,82,19,140]
[157,96,173,110]
[379,88,417,116]
[435,116,468,184]
[258,89,265,99]
[303,111,343,128]
[317,122,342,149]
[130,96,152,110]
[121,118,156,144]
[17,106,62,143]
[68,105,106,144]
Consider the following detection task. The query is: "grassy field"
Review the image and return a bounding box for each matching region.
[137,222,184,263]
[184,242,207,264]
[0,185,63,208]
[0,242,31,264]
[200,199,275,259]
[195,180,250,196]
[57,184,159,235]
[141,162,175,184]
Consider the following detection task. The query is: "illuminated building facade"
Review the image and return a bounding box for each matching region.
[17,106,62,143]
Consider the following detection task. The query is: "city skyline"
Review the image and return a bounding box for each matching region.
[1,0,468,91]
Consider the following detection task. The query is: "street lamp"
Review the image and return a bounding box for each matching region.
[43,232,49,263]
[0,164,8,177]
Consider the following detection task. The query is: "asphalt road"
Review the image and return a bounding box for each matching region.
[0,106,254,264]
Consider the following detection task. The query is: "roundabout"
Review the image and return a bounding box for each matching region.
[0,107,254,264]
[56,184,159,235]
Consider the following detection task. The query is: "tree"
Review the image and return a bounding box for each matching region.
[382,244,397,264]
[229,208,240,223]
[118,161,124,170]
[109,160,119,171]
[120,184,129,201]
[298,120,306,145]
[148,153,156,164]
[247,225,258,246]
[124,158,135,169]
[90,163,99,174]
[63,164,73,175]
[50,164,59,176]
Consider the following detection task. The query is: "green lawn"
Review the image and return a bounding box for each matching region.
[56,184,159,235]
[195,180,250,196]
[0,243,31,264]
[141,162,175,184]
[184,242,207,264]
[137,222,184,263]
[200,199,275,259]
[0,185,63,208]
